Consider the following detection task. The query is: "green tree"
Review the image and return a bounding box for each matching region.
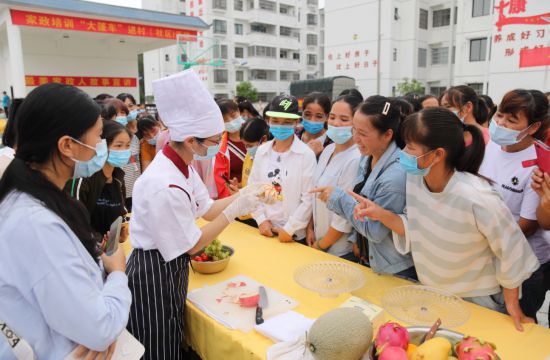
[395,78,425,96]
[236,81,259,102]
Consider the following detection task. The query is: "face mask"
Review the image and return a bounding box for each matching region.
[489,120,528,146]
[399,150,434,177]
[193,141,221,161]
[147,130,160,146]
[269,125,295,141]
[128,109,139,121]
[107,149,131,167]
[115,116,128,126]
[247,145,259,158]
[301,118,325,135]
[225,116,245,133]
[71,138,108,178]
[326,125,352,144]
[451,109,465,123]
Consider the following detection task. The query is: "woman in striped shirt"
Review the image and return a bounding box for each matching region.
[350,107,539,331]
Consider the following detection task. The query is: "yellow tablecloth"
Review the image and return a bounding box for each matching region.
[124,220,550,359]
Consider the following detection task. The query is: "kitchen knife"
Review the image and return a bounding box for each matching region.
[255,286,268,325]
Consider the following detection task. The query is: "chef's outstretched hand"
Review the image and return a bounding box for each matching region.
[222,193,261,222]
[240,183,279,204]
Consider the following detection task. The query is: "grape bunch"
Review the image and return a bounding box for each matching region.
[204,239,230,262]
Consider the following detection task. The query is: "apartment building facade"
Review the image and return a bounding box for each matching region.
[142,0,321,102]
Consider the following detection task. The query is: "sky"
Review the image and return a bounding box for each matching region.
[86,0,324,10]
[85,0,142,9]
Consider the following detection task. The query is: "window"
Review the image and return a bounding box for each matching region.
[213,19,227,34]
[307,74,315,80]
[307,0,318,6]
[280,5,294,15]
[280,50,288,58]
[307,14,317,25]
[394,7,400,20]
[165,54,170,62]
[236,71,244,82]
[418,48,427,67]
[472,0,490,17]
[433,8,450,27]
[431,47,449,65]
[215,93,228,99]
[251,70,268,80]
[259,0,276,12]
[234,23,243,35]
[419,9,428,29]
[307,34,318,46]
[251,23,267,33]
[235,47,244,58]
[248,0,254,9]
[293,53,300,60]
[293,73,300,81]
[467,83,484,94]
[248,46,276,58]
[307,54,317,65]
[214,69,228,83]
[429,86,447,97]
[234,0,243,11]
[280,26,292,36]
[280,71,290,81]
[470,38,487,61]
[221,45,228,59]
[393,48,397,62]
[213,0,226,10]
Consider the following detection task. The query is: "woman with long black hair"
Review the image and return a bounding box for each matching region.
[0,83,131,359]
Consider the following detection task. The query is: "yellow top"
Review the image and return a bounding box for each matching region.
[238,153,254,221]
[123,220,550,360]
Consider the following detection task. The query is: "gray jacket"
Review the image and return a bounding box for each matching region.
[327,141,414,274]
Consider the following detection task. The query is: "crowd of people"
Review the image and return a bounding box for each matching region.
[0,69,549,359]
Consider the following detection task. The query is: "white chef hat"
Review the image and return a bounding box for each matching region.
[152,69,224,141]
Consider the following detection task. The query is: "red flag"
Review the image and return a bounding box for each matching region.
[519,47,550,68]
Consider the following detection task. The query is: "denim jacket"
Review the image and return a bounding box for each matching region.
[327,141,414,274]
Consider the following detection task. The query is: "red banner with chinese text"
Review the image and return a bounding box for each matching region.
[10,9,196,40]
[25,75,137,87]
[519,47,550,68]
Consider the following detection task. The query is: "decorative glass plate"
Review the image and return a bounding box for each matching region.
[293,261,366,297]
[381,285,470,328]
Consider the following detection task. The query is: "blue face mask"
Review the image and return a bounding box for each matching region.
[128,109,139,121]
[489,120,527,146]
[147,130,160,146]
[115,116,128,126]
[193,141,221,161]
[247,146,259,158]
[269,125,295,141]
[301,118,325,135]
[225,116,245,133]
[71,138,108,178]
[399,150,434,176]
[107,149,132,167]
[326,125,353,144]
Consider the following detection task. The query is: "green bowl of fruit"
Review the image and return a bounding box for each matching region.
[191,239,234,274]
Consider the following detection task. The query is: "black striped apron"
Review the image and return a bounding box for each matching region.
[126,249,190,360]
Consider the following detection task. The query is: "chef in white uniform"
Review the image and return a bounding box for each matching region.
[126,70,265,360]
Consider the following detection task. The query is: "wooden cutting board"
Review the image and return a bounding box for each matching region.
[187,275,298,332]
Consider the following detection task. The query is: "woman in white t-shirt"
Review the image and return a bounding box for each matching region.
[479,89,550,322]
[308,95,361,260]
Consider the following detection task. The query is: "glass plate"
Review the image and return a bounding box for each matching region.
[381,285,470,328]
[293,261,366,297]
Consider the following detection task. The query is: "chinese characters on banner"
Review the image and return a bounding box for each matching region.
[189,0,208,81]
[493,0,550,68]
[10,9,196,40]
[25,75,137,87]
[326,49,378,72]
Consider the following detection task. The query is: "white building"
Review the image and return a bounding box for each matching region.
[324,0,550,102]
[142,0,322,102]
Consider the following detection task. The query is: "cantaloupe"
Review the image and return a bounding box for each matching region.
[306,308,373,360]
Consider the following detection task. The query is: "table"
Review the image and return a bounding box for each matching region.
[124,220,550,359]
